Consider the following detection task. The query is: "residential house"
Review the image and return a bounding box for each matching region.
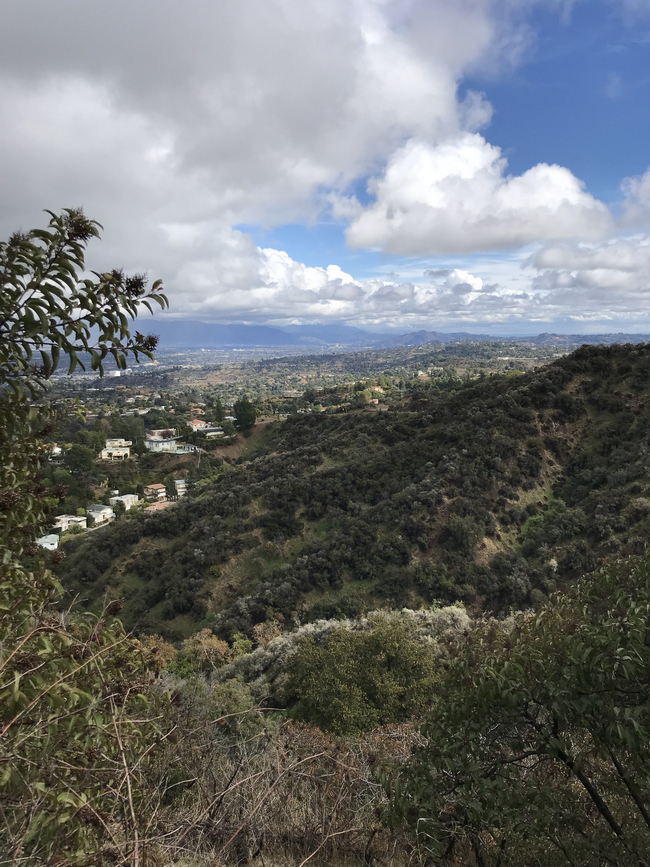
[188,418,209,432]
[143,483,167,501]
[100,438,132,461]
[36,534,59,550]
[108,493,139,511]
[104,433,123,446]
[100,445,131,461]
[86,504,115,525]
[145,429,179,453]
[53,514,87,532]
[174,479,187,498]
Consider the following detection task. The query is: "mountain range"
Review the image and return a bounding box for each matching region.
[148,318,650,351]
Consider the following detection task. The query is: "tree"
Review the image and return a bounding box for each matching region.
[173,628,232,675]
[286,615,436,735]
[212,396,225,422]
[0,208,166,398]
[63,443,95,474]
[234,395,257,430]
[390,556,650,865]
[0,209,168,862]
[112,498,126,519]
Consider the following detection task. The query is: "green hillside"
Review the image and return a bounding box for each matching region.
[58,342,650,640]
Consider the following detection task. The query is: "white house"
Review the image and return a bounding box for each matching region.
[174,479,187,497]
[100,445,131,461]
[106,438,132,449]
[144,436,178,453]
[101,438,131,461]
[53,514,88,532]
[109,493,139,511]
[36,534,59,550]
[86,504,115,525]
[145,429,179,453]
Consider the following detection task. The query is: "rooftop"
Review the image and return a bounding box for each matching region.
[144,500,175,512]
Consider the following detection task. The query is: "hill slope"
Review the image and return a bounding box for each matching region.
[58,343,650,639]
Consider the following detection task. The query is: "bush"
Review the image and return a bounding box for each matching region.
[286,615,437,734]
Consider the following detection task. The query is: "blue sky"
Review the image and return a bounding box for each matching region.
[251,0,650,284]
[481,3,650,197]
[1,0,649,334]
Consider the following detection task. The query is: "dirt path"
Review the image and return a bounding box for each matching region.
[209,416,283,460]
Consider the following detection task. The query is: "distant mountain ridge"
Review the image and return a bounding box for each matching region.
[384,330,650,347]
[384,329,493,346]
[148,320,304,348]
[149,317,650,351]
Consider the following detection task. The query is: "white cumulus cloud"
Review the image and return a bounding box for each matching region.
[346,134,613,255]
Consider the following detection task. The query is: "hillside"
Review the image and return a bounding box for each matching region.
[57,343,650,640]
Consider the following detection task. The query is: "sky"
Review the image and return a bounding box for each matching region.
[1,0,649,335]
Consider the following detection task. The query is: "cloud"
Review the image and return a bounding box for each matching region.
[157,214,650,330]
[150,227,552,329]
[0,0,513,237]
[530,236,650,294]
[346,134,613,255]
[149,221,529,326]
[621,168,650,226]
[617,0,650,17]
[604,71,624,100]
[516,169,650,326]
[0,1,645,332]
[0,0,546,318]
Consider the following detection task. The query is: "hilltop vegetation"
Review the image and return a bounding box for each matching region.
[58,342,650,640]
